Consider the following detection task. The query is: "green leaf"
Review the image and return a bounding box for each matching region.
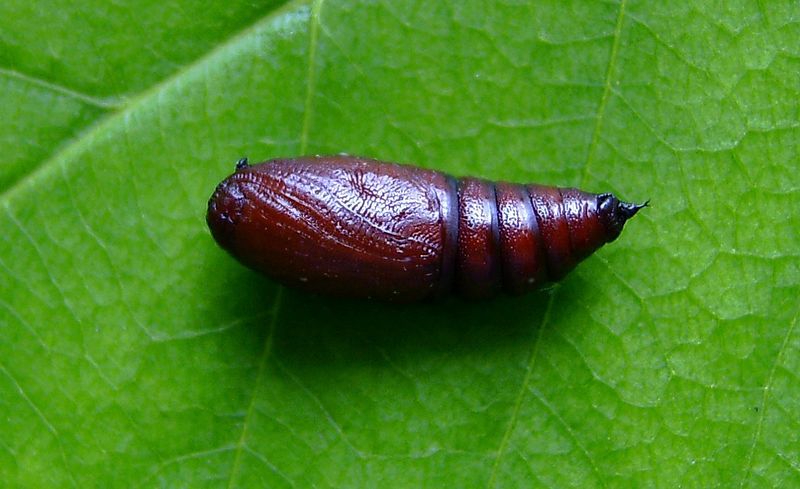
[1,0,798,486]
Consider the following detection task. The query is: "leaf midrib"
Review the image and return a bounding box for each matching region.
[225,0,323,484]
[0,0,307,205]
[487,0,628,485]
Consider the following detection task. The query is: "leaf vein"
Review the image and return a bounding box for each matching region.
[225,287,284,488]
[0,66,124,109]
[582,0,628,185]
[0,361,78,487]
[740,307,800,487]
[0,0,311,203]
[487,291,557,488]
[529,386,606,485]
[299,0,326,154]
[275,359,365,459]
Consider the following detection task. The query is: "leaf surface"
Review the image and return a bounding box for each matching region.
[1,1,798,487]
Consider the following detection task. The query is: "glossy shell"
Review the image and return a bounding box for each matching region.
[207,156,643,301]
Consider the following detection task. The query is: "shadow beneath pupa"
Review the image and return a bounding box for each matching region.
[202,236,555,370]
[267,284,554,370]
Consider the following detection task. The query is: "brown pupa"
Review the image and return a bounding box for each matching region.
[207,156,644,302]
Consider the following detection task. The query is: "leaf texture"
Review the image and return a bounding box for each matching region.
[1,0,798,487]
